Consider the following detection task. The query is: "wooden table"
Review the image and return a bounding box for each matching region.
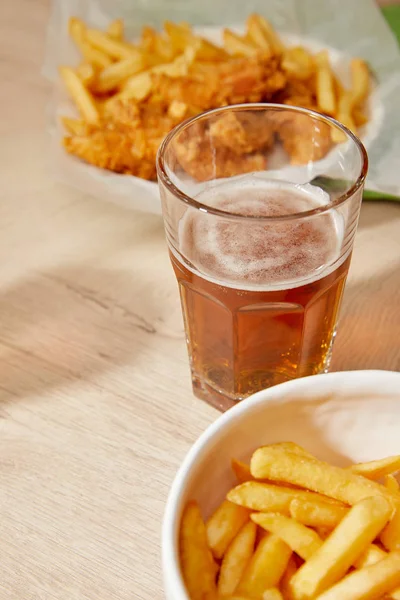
[1,1,399,598]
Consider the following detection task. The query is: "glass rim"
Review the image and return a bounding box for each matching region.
[156,103,368,222]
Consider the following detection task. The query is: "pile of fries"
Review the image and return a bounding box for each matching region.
[59,15,371,181]
[180,442,400,600]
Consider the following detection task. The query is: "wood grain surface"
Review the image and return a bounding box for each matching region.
[0,1,399,599]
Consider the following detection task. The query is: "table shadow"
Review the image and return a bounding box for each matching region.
[0,260,183,407]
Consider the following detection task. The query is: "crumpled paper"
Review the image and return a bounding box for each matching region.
[43,0,400,213]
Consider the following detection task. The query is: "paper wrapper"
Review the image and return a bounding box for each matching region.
[43,0,400,213]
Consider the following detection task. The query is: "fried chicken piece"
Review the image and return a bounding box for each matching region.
[209,111,274,155]
[272,77,317,111]
[150,54,286,112]
[173,125,267,181]
[216,56,286,104]
[63,100,175,178]
[274,112,333,165]
[64,129,157,178]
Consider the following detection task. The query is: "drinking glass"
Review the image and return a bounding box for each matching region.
[157,104,368,411]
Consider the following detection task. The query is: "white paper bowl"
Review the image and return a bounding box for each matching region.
[162,369,400,600]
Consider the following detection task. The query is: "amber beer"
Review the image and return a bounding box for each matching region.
[170,180,350,409]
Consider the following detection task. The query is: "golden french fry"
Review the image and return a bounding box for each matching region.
[246,14,272,52]
[251,512,323,560]
[227,481,345,514]
[206,500,250,559]
[289,496,393,600]
[354,543,386,569]
[280,556,298,600]
[215,597,253,600]
[68,18,112,68]
[251,447,400,553]
[289,497,348,529]
[236,534,292,597]
[218,521,257,596]
[333,72,345,100]
[252,15,284,55]
[59,66,100,125]
[315,551,400,600]
[250,446,397,507]
[223,29,258,57]
[331,90,357,143]
[164,20,192,52]
[263,588,284,600]
[353,107,369,128]
[281,47,314,80]
[61,116,88,136]
[179,501,217,600]
[68,16,86,44]
[385,474,400,493]
[350,455,400,480]
[232,459,253,484]
[267,442,316,459]
[86,28,139,60]
[350,58,370,107]
[151,52,192,77]
[191,37,228,61]
[315,50,336,116]
[76,62,96,87]
[140,26,177,63]
[119,71,153,102]
[354,544,400,600]
[95,55,147,93]
[82,44,112,69]
[107,18,124,40]
[380,508,400,551]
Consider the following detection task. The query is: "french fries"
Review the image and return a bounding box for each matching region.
[206,500,250,559]
[232,459,253,484]
[69,18,112,69]
[179,443,400,600]
[218,521,257,596]
[179,501,217,600]
[61,116,88,136]
[288,496,392,599]
[58,66,99,124]
[263,588,284,600]
[250,14,284,55]
[350,455,400,480]
[60,15,372,180]
[281,47,314,81]
[250,446,397,506]
[94,55,147,93]
[107,18,124,40]
[246,14,272,53]
[289,497,348,529]
[223,29,258,57]
[227,481,344,513]
[251,512,323,560]
[280,556,298,600]
[236,534,292,597]
[315,50,336,116]
[385,474,400,493]
[350,58,370,107]
[86,28,140,60]
[76,62,96,87]
[315,551,400,600]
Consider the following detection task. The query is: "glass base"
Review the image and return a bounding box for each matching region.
[191,328,337,412]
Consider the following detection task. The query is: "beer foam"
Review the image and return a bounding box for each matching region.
[178,177,345,291]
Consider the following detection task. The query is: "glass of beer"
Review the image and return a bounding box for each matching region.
[157,104,368,411]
